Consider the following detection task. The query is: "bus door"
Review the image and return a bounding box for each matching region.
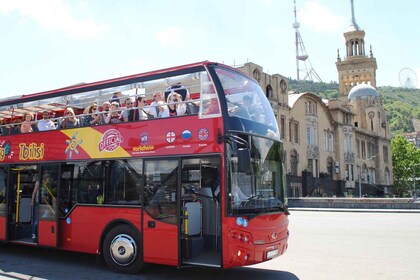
[8,167,37,242]
[142,159,179,266]
[37,165,59,247]
[0,167,7,241]
[179,158,222,268]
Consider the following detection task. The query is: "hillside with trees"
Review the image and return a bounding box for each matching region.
[288,79,420,136]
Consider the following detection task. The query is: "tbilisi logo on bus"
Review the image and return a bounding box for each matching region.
[98,129,123,152]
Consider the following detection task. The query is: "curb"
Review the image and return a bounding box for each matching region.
[288,208,420,213]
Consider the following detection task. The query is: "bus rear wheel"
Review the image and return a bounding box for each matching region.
[103,225,144,274]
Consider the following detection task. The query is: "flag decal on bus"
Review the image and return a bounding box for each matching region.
[181,130,192,141]
[198,128,209,141]
[166,131,176,143]
[140,133,148,145]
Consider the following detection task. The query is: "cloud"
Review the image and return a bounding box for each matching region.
[0,0,108,39]
[299,1,345,33]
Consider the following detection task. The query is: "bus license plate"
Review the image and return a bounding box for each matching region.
[266,249,279,259]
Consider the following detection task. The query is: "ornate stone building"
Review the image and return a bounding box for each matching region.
[237,1,393,197]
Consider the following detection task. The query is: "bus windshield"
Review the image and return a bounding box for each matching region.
[227,133,286,215]
[214,67,278,132]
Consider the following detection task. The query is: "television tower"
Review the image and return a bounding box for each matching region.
[293,0,322,82]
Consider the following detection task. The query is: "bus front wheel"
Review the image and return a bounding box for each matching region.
[103,224,144,274]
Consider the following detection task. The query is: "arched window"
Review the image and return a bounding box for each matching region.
[282,150,287,172]
[290,149,299,176]
[327,157,334,178]
[370,168,376,184]
[266,85,273,99]
[280,80,287,94]
[385,168,390,185]
[362,164,368,182]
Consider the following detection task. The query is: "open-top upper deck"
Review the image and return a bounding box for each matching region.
[0,61,279,163]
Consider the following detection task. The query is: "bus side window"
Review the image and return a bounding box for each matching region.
[0,168,7,216]
[144,160,177,224]
[107,160,142,205]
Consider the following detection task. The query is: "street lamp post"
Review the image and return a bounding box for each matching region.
[412,163,420,201]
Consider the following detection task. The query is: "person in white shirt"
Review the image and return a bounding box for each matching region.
[156,101,169,118]
[149,92,164,118]
[167,92,186,116]
[37,111,56,131]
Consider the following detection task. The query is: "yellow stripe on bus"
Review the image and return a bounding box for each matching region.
[61,127,131,159]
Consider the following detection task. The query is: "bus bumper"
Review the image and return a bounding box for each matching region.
[226,231,289,268]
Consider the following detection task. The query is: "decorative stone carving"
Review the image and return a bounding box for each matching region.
[344,152,355,164]
[307,145,319,159]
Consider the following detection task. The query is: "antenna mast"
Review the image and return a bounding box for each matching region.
[293,0,322,82]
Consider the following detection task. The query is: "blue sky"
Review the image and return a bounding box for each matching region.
[0,0,419,99]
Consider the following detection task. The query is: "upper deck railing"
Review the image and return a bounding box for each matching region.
[0,61,279,140]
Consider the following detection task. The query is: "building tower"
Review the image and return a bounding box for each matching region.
[292,0,322,82]
[335,0,393,196]
[336,0,377,101]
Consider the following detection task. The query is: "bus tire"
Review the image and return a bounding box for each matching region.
[103,224,144,274]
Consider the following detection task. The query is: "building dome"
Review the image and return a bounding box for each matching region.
[348,83,379,100]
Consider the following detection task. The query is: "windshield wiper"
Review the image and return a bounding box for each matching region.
[241,195,260,206]
[256,200,290,215]
[279,202,290,215]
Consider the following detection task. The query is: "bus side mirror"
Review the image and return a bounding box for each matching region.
[238,148,251,173]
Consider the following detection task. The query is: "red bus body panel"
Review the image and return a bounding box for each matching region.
[58,206,141,254]
[0,216,5,240]
[38,220,57,247]
[222,213,289,268]
[142,213,178,266]
[58,206,178,267]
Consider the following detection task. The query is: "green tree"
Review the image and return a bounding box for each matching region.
[391,135,420,197]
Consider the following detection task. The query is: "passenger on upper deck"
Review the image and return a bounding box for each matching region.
[149,92,164,118]
[1,120,15,135]
[109,91,122,106]
[0,120,6,135]
[20,112,35,133]
[164,83,189,101]
[136,96,152,120]
[82,103,102,126]
[156,101,169,118]
[185,94,200,114]
[38,111,56,131]
[100,101,111,123]
[122,98,135,122]
[60,108,80,129]
[2,118,22,135]
[105,102,123,124]
[102,101,111,113]
[230,95,259,121]
[167,92,186,116]
[203,98,221,115]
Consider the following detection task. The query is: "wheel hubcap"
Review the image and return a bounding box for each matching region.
[110,234,137,266]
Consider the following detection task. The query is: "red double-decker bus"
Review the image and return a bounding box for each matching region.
[0,61,288,273]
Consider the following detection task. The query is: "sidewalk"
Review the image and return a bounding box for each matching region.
[289,207,420,213]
